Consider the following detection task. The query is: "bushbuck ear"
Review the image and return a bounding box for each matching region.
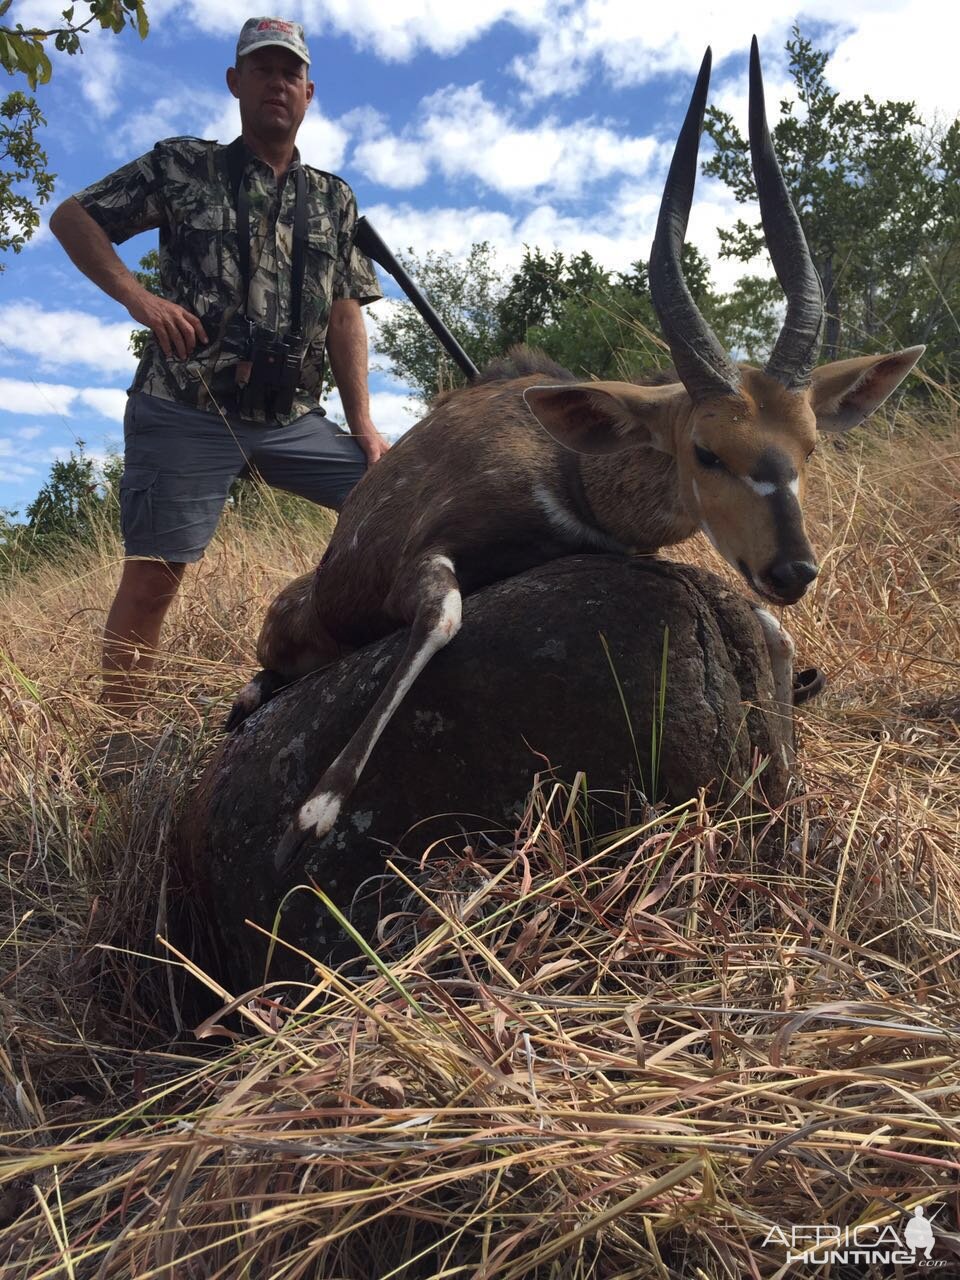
[810,346,925,433]
[522,381,681,455]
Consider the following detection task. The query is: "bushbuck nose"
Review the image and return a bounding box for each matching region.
[765,559,819,599]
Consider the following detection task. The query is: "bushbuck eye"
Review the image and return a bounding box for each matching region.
[695,445,724,470]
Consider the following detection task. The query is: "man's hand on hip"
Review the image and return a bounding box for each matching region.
[126,286,208,361]
[46,198,209,363]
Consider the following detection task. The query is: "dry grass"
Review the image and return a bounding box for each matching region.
[1,401,959,1277]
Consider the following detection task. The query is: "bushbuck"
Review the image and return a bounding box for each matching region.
[228,38,923,871]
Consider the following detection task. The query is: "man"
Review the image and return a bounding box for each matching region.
[49,16,387,715]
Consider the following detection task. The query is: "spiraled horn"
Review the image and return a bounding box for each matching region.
[749,35,824,388]
[649,47,741,404]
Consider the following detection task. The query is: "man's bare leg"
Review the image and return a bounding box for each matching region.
[101,558,187,715]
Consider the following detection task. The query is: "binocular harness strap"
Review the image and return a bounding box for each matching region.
[226,136,307,338]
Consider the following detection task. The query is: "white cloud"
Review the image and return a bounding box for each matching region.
[76,36,124,117]
[113,91,228,157]
[15,0,960,126]
[0,378,127,422]
[14,5,139,118]
[367,389,423,433]
[503,0,960,124]
[17,426,45,440]
[827,2,960,121]
[158,0,551,61]
[201,95,242,144]
[510,1,802,100]
[361,184,745,285]
[0,379,80,417]
[0,306,137,378]
[7,0,68,23]
[197,95,350,170]
[352,135,430,189]
[351,83,662,198]
[0,455,41,484]
[77,389,128,421]
[323,386,422,435]
[295,112,351,173]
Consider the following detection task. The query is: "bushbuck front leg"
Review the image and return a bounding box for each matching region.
[226,570,343,732]
[274,553,462,872]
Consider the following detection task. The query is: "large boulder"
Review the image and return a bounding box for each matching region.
[181,556,791,986]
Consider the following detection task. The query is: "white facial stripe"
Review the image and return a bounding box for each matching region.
[742,475,801,500]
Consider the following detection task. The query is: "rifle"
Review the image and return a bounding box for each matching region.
[354,217,479,383]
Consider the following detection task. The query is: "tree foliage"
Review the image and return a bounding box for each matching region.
[0,0,149,88]
[0,91,52,264]
[498,244,725,381]
[0,446,123,577]
[0,0,151,271]
[373,241,740,402]
[373,242,507,400]
[129,248,160,358]
[703,26,959,377]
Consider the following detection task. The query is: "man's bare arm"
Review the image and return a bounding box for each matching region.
[48,197,207,360]
[325,297,388,465]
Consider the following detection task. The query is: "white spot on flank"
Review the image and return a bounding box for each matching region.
[300,791,342,839]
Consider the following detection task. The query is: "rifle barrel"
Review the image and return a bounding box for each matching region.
[355,217,479,382]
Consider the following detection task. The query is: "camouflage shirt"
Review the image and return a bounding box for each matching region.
[75,136,382,423]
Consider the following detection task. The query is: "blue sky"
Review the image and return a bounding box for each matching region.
[2,0,955,512]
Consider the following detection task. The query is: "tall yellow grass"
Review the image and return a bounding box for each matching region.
[1,404,958,1277]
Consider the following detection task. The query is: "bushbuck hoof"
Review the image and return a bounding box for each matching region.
[274,791,343,873]
[793,666,826,706]
[225,669,288,733]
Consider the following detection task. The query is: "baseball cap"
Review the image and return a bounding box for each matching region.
[236,17,311,66]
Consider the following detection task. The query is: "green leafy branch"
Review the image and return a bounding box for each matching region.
[0,0,149,90]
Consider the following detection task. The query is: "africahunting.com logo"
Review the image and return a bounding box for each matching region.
[763,1204,947,1267]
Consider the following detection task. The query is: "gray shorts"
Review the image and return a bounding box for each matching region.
[119,393,368,563]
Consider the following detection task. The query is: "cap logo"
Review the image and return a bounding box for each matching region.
[236,16,311,65]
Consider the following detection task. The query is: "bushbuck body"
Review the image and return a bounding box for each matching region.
[228,39,923,871]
